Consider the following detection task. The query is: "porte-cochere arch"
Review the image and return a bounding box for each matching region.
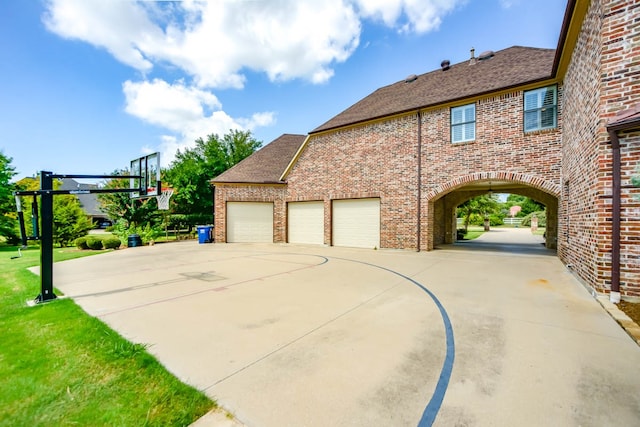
[424,172,560,251]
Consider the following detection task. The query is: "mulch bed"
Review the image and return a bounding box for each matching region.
[618,301,640,325]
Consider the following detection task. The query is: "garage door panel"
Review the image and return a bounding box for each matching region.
[288,201,324,245]
[332,199,380,249]
[227,202,273,243]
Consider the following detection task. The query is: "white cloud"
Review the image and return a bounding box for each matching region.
[42,0,161,71]
[44,0,463,88]
[43,0,463,162]
[354,0,463,34]
[123,79,275,164]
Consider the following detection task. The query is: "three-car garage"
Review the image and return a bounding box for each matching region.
[225,198,380,249]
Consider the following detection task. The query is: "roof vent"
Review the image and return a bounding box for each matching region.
[478,50,495,61]
[469,47,476,65]
[441,60,450,71]
[405,74,418,83]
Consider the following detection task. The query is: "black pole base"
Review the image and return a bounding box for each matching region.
[34,292,58,304]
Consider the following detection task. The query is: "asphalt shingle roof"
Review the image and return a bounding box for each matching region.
[312,46,556,133]
[212,134,306,184]
[59,178,105,216]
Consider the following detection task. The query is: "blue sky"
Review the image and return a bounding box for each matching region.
[1,0,568,180]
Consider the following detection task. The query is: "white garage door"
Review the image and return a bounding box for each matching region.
[227,202,273,243]
[288,201,324,245]
[332,198,380,249]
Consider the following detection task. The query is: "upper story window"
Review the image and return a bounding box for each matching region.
[524,86,557,132]
[451,103,476,143]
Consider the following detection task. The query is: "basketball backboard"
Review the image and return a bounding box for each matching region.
[130,152,161,198]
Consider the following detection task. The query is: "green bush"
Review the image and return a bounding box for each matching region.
[110,221,162,245]
[521,211,547,227]
[75,237,88,250]
[103,237,121,250]
[86,237,104,250]
[489,214,504,226]
[468,213,504,226]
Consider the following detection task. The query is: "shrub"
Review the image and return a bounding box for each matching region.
[110,221,162,246]
[103,237,121,250]
[75,237,88,250]
[489,214,504,226]
[86,237,104,250]
[521,211,547,227]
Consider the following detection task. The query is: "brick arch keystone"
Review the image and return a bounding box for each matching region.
[425,172,561,201]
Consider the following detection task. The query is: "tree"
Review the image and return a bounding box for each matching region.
[165,129,262,227]
[13,175,93,246]
[505,194,545,217]
[0,151,19,243]
[457,194,501,232]
[97,170,160,228]
[52,195,93,247]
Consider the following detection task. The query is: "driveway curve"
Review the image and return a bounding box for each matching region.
[50,230,640,426]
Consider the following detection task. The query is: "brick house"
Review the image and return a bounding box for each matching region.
[213,0,640,300]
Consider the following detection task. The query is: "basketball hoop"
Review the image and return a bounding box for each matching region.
[156,189,174,210]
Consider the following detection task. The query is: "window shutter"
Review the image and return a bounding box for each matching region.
[452,125,463,142]
[525,91,540,110]
[466,122,475,140]
[451,108,463,124]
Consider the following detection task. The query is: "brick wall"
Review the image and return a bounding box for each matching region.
[603,1,640,298]
[561,0,640,297]
[286,116,419,248]
[285,88,562,250]
[560,0,604,291]
[619,131,640,296]
[213,184,287,243]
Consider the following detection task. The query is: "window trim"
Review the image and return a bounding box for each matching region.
[523,85,558,132]
[451,103,476,144]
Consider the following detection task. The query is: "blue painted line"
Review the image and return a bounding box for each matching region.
[331,257,455,427]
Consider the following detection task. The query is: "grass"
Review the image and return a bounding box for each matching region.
[462,226,485,240]
[0,245,216,426]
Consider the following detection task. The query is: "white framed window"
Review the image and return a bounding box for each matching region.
[451,103,476,143]
[524,86,557,132]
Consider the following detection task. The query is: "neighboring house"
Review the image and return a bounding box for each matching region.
[59,178,109,226]
[213,0,640,300]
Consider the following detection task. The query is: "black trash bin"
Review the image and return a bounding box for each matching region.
[127,234,143,247]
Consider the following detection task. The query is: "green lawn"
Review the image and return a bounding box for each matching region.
[0,245,215,426]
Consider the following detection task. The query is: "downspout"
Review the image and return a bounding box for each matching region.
[417,110,422,252]
[607,129,621,303]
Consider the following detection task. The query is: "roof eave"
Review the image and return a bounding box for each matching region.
[552,0,590,79]
[310,75,558,135]
[211,180,286,186]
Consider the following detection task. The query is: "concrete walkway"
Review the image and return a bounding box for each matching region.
[48,228,640,426]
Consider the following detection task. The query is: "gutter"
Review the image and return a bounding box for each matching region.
[417,111,422,252]
[607,128,622,304]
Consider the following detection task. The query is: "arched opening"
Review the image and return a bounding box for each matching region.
[426,173,559,253]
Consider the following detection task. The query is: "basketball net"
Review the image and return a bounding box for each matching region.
[156,189,174,210]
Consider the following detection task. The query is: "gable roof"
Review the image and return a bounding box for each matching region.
[59,178,105,216]
[312,46,556,134]
[212,134,306,184]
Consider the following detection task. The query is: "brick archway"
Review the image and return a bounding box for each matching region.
[425,171,561,201]
[424,172,559,251]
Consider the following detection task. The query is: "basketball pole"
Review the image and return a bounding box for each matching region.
[14,173,146,305]
[38,171,55,303]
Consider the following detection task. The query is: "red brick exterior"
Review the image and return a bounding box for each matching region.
[560,0,640,297]
[214,0,640,298]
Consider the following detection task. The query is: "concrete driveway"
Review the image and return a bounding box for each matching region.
[50,228,640,426]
